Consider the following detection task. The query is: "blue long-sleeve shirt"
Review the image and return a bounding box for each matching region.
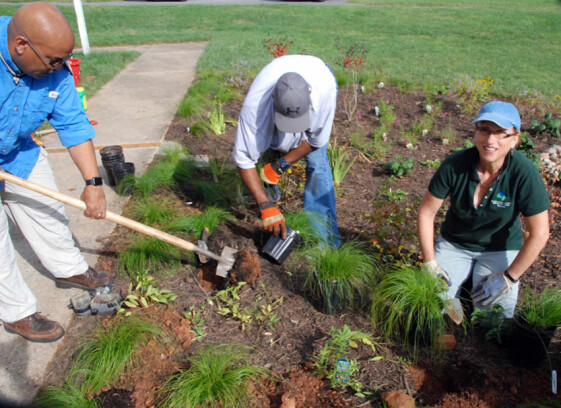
[0,16,95,182]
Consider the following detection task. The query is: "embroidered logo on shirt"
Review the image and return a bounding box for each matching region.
[491,192,511,208]
[48,91,59,99]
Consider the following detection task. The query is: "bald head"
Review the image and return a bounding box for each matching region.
[9,2,74,54]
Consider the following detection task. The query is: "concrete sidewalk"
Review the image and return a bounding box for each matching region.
[0,42,206,405]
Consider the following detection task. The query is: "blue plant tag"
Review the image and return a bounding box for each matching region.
[335,358,350,383]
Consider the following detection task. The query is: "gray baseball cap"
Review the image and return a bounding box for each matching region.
[273,72,311,133]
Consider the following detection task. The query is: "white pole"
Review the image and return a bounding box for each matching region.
[72,0,90,55]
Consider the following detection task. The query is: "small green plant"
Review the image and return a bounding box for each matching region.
[471,304,507,344]
[314,325,378,395]
[328,141,357,186]
[531,112,561,138]
[184,306,207,341]
[159,344,266,408]
[370,265,448,356]
[440,123,457,145]
[208,100,237,135]
[120,271,178,314]
[518,287,561,330]
[420,158,441,168]
[72,315,163,396]
[212,282,284,332]
[383,155,414,178]
[517,132,541,166]
[379,185,408,202]
[367,184,420,258]
[301,242,378,313]
[208,155,229,183]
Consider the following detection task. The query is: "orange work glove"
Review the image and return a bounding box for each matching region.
[261,205,287,239]
[259,162,282,185]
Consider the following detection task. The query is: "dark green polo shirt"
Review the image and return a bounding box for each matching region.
[428,147,550,252]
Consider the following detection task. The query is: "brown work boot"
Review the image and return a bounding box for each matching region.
[56,267,109,290]
[3,313,64,343]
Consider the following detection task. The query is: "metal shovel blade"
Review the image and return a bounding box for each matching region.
[443,298,464,325]
[216,246,237,278]
[197,227,210,264]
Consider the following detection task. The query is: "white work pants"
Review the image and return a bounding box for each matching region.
[0,148,88,323]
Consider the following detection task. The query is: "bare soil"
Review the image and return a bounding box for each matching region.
[44,85,561,408]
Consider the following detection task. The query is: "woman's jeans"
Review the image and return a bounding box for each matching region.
[435,237,519,318]
[303,144,341,248]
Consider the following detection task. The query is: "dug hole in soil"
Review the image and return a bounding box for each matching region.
[44,84,561,408]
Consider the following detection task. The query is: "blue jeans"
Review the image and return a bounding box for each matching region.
[303,144,341,248]
[435,237,519,318]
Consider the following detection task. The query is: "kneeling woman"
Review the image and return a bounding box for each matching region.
[417,101,550,318]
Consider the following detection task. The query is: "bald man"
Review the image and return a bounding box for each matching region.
[0,2,109,342]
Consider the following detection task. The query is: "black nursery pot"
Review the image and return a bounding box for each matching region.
[100,145,124,186]
[112,161,135,195]
[506,317,556,369]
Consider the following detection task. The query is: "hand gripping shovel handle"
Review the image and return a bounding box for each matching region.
[0,170,232,265]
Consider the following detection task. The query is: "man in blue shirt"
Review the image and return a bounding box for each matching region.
[1,2,109,342]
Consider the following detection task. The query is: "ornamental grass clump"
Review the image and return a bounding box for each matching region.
[517,287,561,331]
[72,315,163,397]
[158,344,266,408]
[166,207,234,238]
[35,381,97,408]
[370,265,448,355]
[300,242,378,313]
[283,210,326,249]
[173,156,245,208]
[129,196,178,227]
[133,147,187,198]
[118,236,185,279]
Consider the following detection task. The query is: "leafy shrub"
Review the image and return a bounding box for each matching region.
[531,112,561,139]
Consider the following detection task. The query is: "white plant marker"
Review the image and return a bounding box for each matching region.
[553,370,557,394]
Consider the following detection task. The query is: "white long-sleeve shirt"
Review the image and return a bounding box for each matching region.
[233,55,337,169]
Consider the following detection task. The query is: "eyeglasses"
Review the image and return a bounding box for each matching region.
[22,32,72,70]
[475,124,517,140]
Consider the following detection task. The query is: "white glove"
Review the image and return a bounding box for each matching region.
[471,272,514,306]
[422,260,451,287]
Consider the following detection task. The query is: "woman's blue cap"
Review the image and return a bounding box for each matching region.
[472,101,521,132]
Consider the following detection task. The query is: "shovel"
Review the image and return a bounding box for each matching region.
[443,298,464,325]
[0,170,237,278]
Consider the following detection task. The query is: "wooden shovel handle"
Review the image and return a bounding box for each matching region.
[0,170,225,262]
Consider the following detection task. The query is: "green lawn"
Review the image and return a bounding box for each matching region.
[1,1,560,98]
